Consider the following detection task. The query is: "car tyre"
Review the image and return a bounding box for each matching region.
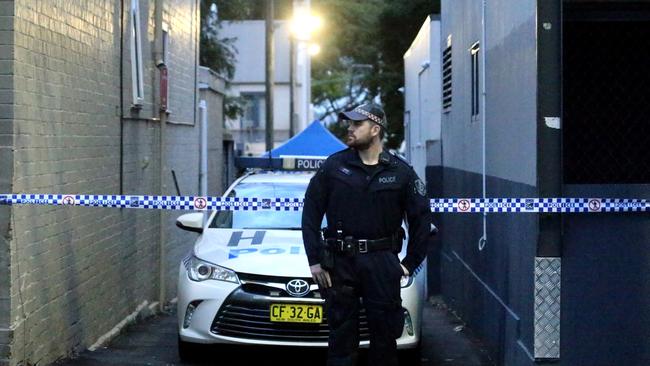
[178,335,203,362]
[400,341,422,365]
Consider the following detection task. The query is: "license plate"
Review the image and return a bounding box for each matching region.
[270,303,323,323]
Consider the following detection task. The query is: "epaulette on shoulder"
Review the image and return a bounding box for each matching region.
[389,151,412,167]
[328,148,352,159]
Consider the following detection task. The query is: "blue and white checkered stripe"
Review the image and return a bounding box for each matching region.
[429,198,650,213]
[1,194,648,213]
[0,194,307,211]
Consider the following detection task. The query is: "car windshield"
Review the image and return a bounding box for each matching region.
[210,182,310,230]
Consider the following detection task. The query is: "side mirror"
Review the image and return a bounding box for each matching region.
[176,213,205,233]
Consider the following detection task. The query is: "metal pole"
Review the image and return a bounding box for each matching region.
[265,0,275,151]
[289,36,295,137]
[155,0,166,312]
[479,0,488,251]
[199,100,208,227]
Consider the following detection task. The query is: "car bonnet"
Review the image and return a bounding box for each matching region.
[193,228,312,278]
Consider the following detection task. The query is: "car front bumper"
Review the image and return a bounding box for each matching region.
[177,264,422,349]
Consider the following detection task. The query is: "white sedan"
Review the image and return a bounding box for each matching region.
[175,169,426,361]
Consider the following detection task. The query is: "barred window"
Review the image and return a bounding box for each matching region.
[130,0,144,106]
[442,44,452,112]
[470,42,480,119]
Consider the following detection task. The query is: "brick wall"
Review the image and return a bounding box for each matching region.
[6,0,201,364]
[0,1,14,363]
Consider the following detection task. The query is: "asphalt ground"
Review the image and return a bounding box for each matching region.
[54,296,494,366]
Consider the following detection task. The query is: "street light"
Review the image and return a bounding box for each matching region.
[290,11,322,41]
[288,10,323,137]
[308,43,321,56]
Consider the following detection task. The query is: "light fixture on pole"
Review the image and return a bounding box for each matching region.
[288,10,322,137]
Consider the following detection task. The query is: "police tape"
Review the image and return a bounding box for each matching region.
[0,194,303,211]
[1,194,649,213]
[430,198,648,213]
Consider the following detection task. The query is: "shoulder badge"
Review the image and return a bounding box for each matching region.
[414,179,426,196]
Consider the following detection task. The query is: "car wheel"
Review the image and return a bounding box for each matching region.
[177,335,203,362]
[400,341,422,365]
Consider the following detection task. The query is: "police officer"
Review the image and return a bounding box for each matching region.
[302,102,434,366]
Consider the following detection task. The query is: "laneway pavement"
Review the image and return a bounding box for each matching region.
[54,296,493,366]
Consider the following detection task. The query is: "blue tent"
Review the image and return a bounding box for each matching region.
[261,120,346,157]
[236,120,345,170]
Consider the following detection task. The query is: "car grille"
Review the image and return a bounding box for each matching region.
[211,288,371,342]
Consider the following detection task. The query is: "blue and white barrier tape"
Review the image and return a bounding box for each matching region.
[1,194,649,213]
[0,194,302,211]
[430,198,648,213]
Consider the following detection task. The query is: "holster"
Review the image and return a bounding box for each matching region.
[395,227,405,253]
[319,228,335,270]
[320,243,335,270]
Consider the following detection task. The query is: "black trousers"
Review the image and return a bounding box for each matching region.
[324,250,405,366]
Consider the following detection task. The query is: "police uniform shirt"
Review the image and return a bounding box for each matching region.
[301,148,433,275]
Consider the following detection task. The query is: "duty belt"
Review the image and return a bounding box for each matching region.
[324,235,398,254]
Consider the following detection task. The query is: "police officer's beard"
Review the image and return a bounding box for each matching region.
[346,135,372,151]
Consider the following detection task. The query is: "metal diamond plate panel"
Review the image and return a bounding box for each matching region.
[534,257,561,359]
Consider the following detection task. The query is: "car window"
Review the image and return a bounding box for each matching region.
[210,182,324,230]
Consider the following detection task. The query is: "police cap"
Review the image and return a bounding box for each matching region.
[338,102,387,129]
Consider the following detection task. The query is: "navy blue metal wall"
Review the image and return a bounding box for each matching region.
[560,4,650,365]
[438,1,539,364]
[436,1,650,365]
[562,185,650,366]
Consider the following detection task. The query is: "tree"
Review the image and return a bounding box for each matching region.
[312,0,440,148]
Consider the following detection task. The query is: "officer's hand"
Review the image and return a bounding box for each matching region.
[400,264,410,276]
[310,263,332,288]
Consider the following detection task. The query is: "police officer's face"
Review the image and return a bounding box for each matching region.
[344,119,379,150]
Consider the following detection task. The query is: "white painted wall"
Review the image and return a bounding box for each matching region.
[221,7,313,156]
[403,16,442,180]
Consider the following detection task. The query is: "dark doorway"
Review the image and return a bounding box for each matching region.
[563,3,650,184]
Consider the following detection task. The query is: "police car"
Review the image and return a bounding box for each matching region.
[175,158,426,360]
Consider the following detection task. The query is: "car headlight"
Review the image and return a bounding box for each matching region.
[400,275,414,288]
[184,255,239,283]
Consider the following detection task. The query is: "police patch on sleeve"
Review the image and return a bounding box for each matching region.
[414,179,426,196]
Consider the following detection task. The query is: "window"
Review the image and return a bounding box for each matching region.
[470,42,480,119]
[241,93,266,129]
[442,42,452,112]
[210,183,308,230]
[130,0,144,106]
[161,23,169,65]
[161,23,170,112]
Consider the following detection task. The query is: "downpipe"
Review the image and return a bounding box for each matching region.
[155,0,166,311]
[199,100,208,227]
[478,0,488,251]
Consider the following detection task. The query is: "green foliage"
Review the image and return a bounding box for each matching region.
[200,1,238,79]
[223,95,246,120]
[312,0,440,149]
[327,117,349,142]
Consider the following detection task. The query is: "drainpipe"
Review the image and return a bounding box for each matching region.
[119,0,125,194]
[199,100,208,227]
[478,0,488,251]
[265,0,275,152]
[154,0,166,312]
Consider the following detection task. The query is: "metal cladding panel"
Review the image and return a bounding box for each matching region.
[534,257,561,359]
[440,0,537,186]
[439,167,538,365]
